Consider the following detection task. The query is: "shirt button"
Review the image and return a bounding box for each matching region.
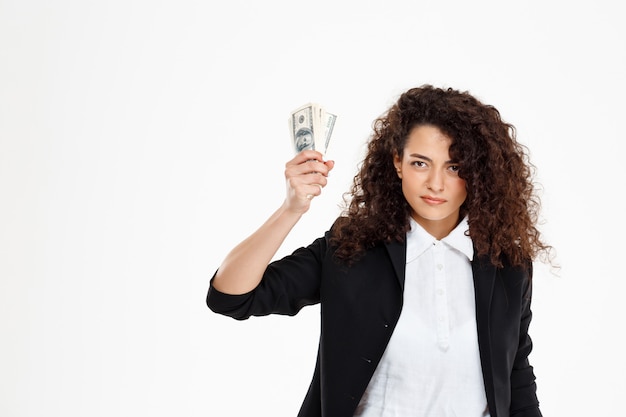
[437,264,443,270]
[437,289,444,296]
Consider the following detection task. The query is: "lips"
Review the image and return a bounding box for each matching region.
[421,195,447,205]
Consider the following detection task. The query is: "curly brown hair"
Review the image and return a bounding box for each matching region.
[331,85,551,268]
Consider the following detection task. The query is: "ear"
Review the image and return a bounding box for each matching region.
[393,153,403,179]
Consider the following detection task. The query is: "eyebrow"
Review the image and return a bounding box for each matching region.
[408,153,458,164]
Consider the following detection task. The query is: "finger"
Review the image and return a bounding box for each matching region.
[285,161,331,180]
[288,170,326,192]
[291,171,328,189]
[302,159,333,176]
[301,184,323,200]
[288,150,324,166]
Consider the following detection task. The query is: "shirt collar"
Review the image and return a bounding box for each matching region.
[441,216,474,261]
[406,216,474,262]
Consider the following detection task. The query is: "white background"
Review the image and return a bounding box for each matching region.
[1,0,625,416]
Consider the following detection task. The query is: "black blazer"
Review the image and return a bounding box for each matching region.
[207,228,542,417]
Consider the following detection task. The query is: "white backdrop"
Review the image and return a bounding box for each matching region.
[1,0,625,416]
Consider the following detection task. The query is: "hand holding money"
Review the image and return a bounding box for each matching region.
[289,103,337,156]
[284,150,335,212]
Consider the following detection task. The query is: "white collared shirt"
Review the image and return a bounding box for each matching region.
[354,217,489,417]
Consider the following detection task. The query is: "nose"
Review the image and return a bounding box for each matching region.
[427,169,444,191]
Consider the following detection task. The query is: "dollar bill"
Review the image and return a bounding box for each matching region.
[289,104,318,154]
[322,110,337,154]
[289,103,337,155]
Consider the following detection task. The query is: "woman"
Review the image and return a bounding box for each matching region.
[207,85,551,417]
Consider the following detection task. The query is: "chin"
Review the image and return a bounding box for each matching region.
[413,210,459,223]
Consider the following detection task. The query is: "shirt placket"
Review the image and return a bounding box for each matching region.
[432,241,450,351]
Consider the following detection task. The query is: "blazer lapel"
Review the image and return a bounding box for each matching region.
[472,254,496,328]
[471,254,497,414]
[384,239,407,290]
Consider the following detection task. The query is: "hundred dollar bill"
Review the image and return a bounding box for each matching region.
[289,103,337,155]
[289,104,319,154]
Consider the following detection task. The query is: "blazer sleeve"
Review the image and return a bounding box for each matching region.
[510,263,543,417]
[206,231,330,320]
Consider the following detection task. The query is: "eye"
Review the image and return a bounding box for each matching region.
[411,160,427,168]
[448,164,461,173]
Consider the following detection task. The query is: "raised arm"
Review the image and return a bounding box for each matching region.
[211,150,334,295]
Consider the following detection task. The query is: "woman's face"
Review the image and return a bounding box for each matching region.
[393,124,467,239]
